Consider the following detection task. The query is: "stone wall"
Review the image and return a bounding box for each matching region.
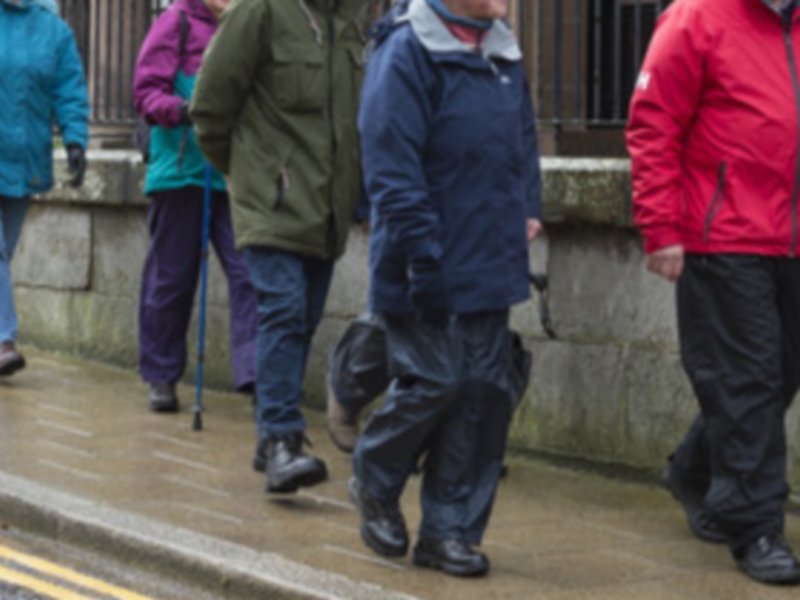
[14,151,800,490]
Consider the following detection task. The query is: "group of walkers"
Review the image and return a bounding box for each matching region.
[2,0,800,586]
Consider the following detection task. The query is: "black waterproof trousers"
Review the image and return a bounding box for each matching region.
[330,312,531,417]
[673,254,800,551]
[352,311,514,544]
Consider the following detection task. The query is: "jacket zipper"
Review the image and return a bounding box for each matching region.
[327,7,338,257]
[703,162,727,243]
[783,22,800,257]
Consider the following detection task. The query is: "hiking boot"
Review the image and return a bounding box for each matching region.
[326,379,359,453]
[0,342,25,377]
[735,535,800,585]
[348,477,408,557]
[148,383,179,413]
[412,538,490,578]
[663,460,729,544]
[265,432,327,494]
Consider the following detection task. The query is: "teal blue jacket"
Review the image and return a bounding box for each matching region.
[0,0,89,198]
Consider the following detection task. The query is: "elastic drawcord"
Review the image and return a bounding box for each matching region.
[297,0,324,44]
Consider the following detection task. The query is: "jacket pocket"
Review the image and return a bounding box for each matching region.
[703,162,727,243]
[271,42,325,113]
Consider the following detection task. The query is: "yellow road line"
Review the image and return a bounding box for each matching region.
[0,564,96,600]
[0,544,158,600]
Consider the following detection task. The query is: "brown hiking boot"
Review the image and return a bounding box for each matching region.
[0,342,25,377]
[326,379,359,453]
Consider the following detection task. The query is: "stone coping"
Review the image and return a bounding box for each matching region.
[42,151,635,228]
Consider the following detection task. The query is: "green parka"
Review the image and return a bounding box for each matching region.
[190,0,366,259]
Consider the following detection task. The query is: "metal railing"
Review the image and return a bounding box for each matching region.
[530,0,673,128]
[59,0,670,138]
[60,0,164,127]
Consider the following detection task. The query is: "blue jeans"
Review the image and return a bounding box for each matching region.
[0,196,30,344]
[243,246,334,439]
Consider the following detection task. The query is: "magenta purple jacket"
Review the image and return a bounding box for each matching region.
[133,0,225,193]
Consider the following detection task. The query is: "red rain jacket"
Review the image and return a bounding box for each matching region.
[626,0,800,256]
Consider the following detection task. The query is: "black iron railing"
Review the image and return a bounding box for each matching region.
[60,0,163,127]
[530,0,673,128]
[59,0,671,144]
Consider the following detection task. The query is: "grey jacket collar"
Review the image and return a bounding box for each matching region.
[399,0,522,61]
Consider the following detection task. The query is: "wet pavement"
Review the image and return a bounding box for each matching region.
[1,349,799,600]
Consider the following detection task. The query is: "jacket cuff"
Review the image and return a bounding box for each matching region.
[642,224,682,254]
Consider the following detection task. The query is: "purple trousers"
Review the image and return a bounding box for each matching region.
[139,186,257,391]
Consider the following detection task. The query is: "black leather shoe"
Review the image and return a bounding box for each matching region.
[348,477,408,557]
[264,433,327,494]
[735,535,800,585]
[149,383,179,413]
[663,460,729,544]
[0,342,25,377]
[412,538,489,577]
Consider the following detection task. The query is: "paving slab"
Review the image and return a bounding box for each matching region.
[0,349,799,599]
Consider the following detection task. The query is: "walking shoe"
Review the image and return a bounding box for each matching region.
[0,342,25,377]
[326,379,359,453]
[348,477,408,557]
[264,432,327,494]
[663,460,730,544]
[412,539,490,577]
[148,383,179,413]
[735,535,800,585]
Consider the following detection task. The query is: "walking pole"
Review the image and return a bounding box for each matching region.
[193,164,213,431]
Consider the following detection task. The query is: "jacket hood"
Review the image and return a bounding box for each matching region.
[398,0,521,60]
[303,0,368,19]
[1,0,34,10]
[32,0,58,13]
[173,0,216,23]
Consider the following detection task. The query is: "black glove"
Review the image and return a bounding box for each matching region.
[66,144,86,189]
[178,100,193,126]
[409,257,449,324]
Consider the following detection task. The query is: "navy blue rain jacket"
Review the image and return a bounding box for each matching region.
[361,0,543,315]
[0,0,89,198]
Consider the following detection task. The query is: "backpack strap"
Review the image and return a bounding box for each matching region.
[178,9,190,60]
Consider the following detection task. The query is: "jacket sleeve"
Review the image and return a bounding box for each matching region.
[133,10,184,128]
[359,38,440,264]
[521,77,543,220]
[53,25,89,149]
[625,4,708,254]
[190,0,267,175]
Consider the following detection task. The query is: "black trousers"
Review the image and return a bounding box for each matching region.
[352,311,513,544]
[329,313,531,416]
[673,254,800,550]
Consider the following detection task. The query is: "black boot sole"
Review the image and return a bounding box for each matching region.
[738,563,800,585]
[149,401,179,413]
[0,356,25,377]
[412,549,489,577]
[266,467,328,494]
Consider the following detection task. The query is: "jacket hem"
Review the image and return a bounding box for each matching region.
[682,240,794,257]
[237,236,335,261]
